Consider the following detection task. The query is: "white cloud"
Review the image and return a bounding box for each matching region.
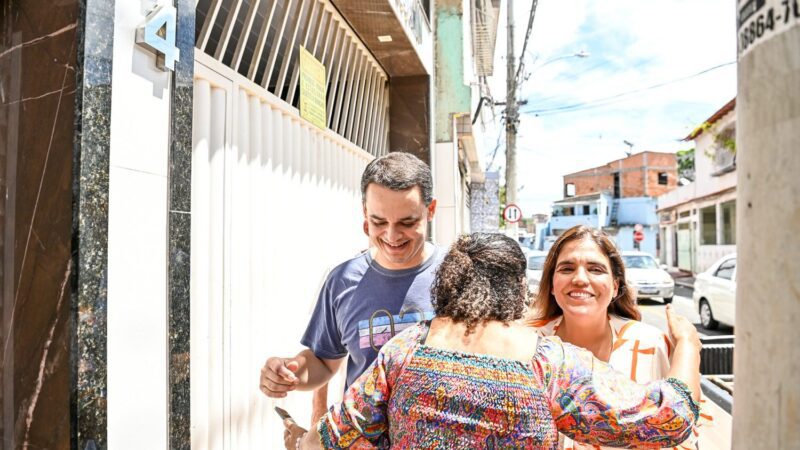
[482,0,737,217]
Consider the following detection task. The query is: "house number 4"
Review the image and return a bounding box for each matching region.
[136,3,180,71]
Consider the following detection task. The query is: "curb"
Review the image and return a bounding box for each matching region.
[674,280,694,289]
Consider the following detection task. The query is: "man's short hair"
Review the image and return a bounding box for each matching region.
[360,152,433,205]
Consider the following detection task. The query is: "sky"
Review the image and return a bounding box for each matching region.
[481,0,737,216]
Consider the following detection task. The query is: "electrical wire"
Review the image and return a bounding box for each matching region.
[520,61,735,116]
[515,0,539,85]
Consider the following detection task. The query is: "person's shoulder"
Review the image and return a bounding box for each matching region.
[529,316,560,336]
[419,244,447,270]
[431,244,448,261]
[325,250,371,283]
[611,315,669,345]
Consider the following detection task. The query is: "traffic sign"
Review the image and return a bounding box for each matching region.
[503,204,523,223]
[633,230,645,242]
[633,223,644,232]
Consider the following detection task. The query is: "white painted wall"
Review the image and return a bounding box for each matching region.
[434,140,460,246]
[191,54,369,449]
[107,2,171,448]
[659,110,737,211]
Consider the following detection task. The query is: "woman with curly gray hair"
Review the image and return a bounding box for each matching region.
[297,233,702,449]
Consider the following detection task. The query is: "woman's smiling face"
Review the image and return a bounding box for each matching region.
[551,238,619,320]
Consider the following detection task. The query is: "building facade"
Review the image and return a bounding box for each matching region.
[658,99,736,273]
[547,152,678,255]
[433,0,500,246]
[563,151,679,199]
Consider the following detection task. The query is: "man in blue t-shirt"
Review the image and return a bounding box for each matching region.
[260,152,442,446]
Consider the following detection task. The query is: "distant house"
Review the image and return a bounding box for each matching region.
[547,151,678,254]
[657,99,736,273]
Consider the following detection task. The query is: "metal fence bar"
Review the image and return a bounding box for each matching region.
[372,75,387,155]
[364,74,384,153]
[197,0,390,155]
[325,25,346,125]
[353,65,376,148]
[198,0,223,51]
[246,0,279,79]
[347,54,370,143]
[310,7,330,56]
[287,0,322,105]
[231,0,263,71]
[378,87,390,155]
[261,0,295,88]
[339,51,366,137]
[273,0,310,96]
[214,0,244,60]
[330,39,354,130]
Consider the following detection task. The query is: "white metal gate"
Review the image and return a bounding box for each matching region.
[190,52,371,449]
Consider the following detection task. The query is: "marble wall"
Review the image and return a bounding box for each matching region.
[0,0,79,448]
[470,171,501,233]
[167,0,194,447]
[3,0,194,447]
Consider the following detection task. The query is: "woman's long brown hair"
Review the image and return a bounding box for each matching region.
[531,225,640,323]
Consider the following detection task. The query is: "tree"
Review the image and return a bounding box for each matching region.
[498,185,507,228]
[676,148,695,182]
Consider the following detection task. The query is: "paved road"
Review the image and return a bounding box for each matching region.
[637,284,734,337]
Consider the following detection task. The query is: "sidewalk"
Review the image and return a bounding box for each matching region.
[667,267,695,289]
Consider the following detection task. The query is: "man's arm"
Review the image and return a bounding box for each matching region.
[260,349,344,398]
[310,384,329,425]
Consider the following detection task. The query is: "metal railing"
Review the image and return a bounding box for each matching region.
[196,0,390,156]
[390,0,431,46]
[699,335,734,375]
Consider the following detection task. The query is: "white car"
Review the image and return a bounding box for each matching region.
[621,251,675,304]
[693,253,736,330]
[526,251,548,295]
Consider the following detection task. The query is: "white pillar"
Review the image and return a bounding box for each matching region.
[107,1,172,447]
[733,3,800,448]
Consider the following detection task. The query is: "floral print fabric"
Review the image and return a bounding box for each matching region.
[534,315,709,450]
[318,322,698,449]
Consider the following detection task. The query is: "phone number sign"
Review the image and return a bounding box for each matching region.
[738,0,800,58]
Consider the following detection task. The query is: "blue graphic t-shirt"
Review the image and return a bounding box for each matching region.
[301,246,443,388]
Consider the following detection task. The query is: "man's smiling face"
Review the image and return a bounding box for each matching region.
[363,183,436,270]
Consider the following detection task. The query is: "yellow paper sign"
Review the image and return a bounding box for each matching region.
[299,46,327,130]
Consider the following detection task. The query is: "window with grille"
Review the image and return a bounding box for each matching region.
[196,0,390,156]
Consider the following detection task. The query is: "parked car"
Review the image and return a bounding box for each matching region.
[621,251,675,304]
[526,250,548,295]
[693,253,736,330]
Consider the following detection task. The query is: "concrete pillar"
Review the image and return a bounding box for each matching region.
[733,3,800,448]
[715,202,723,245]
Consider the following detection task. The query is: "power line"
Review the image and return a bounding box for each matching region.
[515,0,539,85]
[520,61,736,116]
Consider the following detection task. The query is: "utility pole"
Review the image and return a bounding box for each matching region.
[505,0,518,234]
[733,2,799,448]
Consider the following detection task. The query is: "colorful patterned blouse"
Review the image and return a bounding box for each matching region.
[533,315,710,450]
[318,321,699,449]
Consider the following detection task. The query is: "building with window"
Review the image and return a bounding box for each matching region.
[546,152,678,255]
[433,0,500,245]
[657,98,737,273]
